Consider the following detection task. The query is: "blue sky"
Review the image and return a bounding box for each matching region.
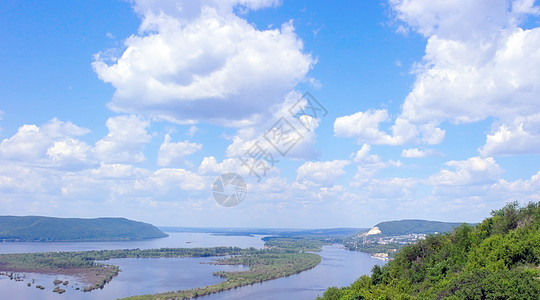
[1,0,540,228]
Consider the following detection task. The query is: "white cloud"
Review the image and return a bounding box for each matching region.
[157,134,202,167]
[225,91,324,163]
[93,0,314,126]
[0,163,51,195]
[479,113,540,156]
[390,0,510,40]
[387,0,540,148]
[493,171,540,193]
[428,156,503,186]
[198,156,245,176]
[186,125,199,137]
[94,115,151,164]
[398,28,540,125]
[401,147,443,158]
[144,168,206,191]
[296,160,350,186]
[47,138,93,168]
[487,170,540,205]
[0,118,90,165]
[333,108,443,145]
[512,0,540,15]
[352,144,380,164]
[90,163,148,179]
[349,161,404,187]
[365,177,417,200]
[349,144,402,187]
[334,109,397,145]
[225,128,260,158]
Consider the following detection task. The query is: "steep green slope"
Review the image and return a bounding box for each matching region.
[0,216,168,241]
[319,202,540,299]
[375,219,465,236]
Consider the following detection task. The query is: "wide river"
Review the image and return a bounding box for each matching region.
[0,232,383,299]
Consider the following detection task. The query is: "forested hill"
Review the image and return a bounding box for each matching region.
[375,219,465,235]
[319,202,540,299]
[0,216,168,242]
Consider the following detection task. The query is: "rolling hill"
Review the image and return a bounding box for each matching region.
[374,219,465,236]
[0,216,168,242]
[319,202,540,299]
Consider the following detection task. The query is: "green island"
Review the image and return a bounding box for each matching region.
[122,252,321,300]
[318,201,540,299]
[4,203,536,299]
[0,247,257,291]
[0,245,322,297]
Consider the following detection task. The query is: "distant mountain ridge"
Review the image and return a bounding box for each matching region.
[374,219,466,236]
[160,226,366,237]
[0,216,168,242]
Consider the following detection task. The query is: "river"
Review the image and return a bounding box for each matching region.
[0,232,383,299]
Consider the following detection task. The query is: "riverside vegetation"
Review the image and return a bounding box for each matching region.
[0,245,322,297]
[0,247,259,291]
[318,202,540,299]
[122,251,321,299]
[343,220,468,258]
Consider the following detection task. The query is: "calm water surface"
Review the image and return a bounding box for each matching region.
[200,245,383,300]
[0,232,266,254]
[0,233,383,299]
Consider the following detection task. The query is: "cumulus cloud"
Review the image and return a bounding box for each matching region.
[47,138,93,168]
[428,156,503,186]
[386,0,540,149]
[225,91,325,165]
[90,163,148,179]
[401,147,443,158]
[333,108,444,145]
[334,109,397,145]
[94,115,151,164]
[495,170,540,191]
[296,160,350,186]
[0,118,91,166]
[479,113,540,156]
[93,0,314,126]
[349,144,402,187]
[198,156,245,175]
[352,144,381,164]
[143,168,206,191]
[157,134,202,167]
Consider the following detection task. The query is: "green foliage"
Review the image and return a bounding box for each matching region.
[427,268,540,299]
[345,242,402,257]
[0,247,260,272]
[262,236,326,251]
[0,216,167,241]
[318,202,540,300]
[1,241,323,299]
[0,247,261,292]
